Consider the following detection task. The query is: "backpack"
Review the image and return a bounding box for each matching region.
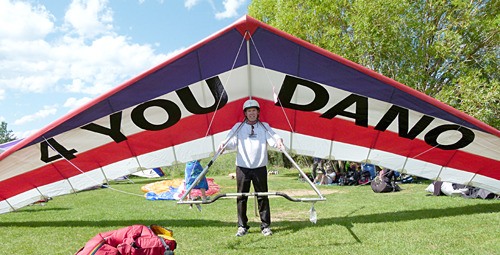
[371,176,401,193]
[462,187,498,199]
[75,225,176,255]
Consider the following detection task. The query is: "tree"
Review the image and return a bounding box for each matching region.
[249,0,499,129]
[0,121,16,144]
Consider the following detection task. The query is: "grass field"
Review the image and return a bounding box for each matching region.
[0,168,499,255]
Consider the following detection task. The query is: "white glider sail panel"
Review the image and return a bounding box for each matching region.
[0,15,499,213]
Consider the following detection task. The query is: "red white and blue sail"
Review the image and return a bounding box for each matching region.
[0,15,499,213]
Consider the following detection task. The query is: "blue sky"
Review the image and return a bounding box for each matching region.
[0,0,250,138]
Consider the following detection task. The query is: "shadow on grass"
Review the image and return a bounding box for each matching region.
[273,202,500,244]
[12,207,72,213]
[0,218,236,228]
[2,203,498,229]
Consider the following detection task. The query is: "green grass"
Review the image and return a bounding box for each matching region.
[0,167,499,255]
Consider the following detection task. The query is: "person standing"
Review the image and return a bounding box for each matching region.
[184,160,208,208]
[219,99,284,237]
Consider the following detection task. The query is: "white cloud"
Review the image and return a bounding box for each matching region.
[139,0,165,4]
[14,129,38,139]
[215,0,246,20]
[63,96,93,110]
[0,0,55,40]
[0,0,168,97]
[60,35,168,95]
[64,0,114,39]
[165,47,187,59]
[14,105,58,126]
[0,0,183,134]
[0,39,62,93]
[184,0,201,9]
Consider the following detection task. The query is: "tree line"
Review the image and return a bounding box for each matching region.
[249,0,499,129]
[2,1,498,147]
[0,121,16,144]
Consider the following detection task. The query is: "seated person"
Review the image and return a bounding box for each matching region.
[344,162,361,185]
[313,168,326,184]
[323,169,337,185]
[315,161,337,185]
[361,163,377,180]
[311,157,325,180]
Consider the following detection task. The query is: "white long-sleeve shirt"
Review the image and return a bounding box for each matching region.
[223,121,281,169]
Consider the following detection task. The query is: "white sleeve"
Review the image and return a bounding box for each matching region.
[222,122,241,150]
[262,122,281,148]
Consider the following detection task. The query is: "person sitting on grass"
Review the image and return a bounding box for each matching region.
[315,161,337,185]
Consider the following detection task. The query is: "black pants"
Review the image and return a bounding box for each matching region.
[236,166,270,230]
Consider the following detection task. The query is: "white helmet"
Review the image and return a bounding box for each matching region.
[243,99,260,111]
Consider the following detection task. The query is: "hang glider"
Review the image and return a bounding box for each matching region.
[0,15,499,214]
[0,139,23,154]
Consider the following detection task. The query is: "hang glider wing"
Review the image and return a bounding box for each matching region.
[1,15,499,213]
[0,139,22,154]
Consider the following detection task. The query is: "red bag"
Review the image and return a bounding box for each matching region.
[75,225,176,255]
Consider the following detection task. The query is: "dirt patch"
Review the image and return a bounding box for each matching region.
[271,210,311,222]
[247,189,338,222]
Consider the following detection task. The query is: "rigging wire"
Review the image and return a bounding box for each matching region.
[410,125,476,184]
[246,29,468,187]
[35,32,259,201]
[248,32,295,133]
[204,31,249,137]
[42,136,143,198]
[35,33,253,201]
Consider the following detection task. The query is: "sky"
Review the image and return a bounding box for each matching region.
[0,0,250,139]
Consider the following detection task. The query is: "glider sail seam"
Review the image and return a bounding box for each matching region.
[44,137,143,199]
